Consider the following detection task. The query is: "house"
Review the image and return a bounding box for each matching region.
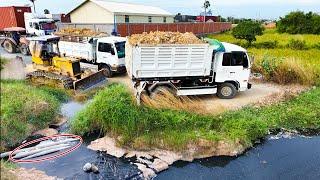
[68,0,174,24]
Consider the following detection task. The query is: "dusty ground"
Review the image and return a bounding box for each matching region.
[109,75,308,114]
[1,166,56,180]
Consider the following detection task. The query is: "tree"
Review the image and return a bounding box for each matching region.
[44,9,50,14]
[203,1,211,22]
[232,21,264,45]
[277,11,320,34]
[29,0,36,13]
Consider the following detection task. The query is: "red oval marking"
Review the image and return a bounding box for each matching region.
[9,134,83,163]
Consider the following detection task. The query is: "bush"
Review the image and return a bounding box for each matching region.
[72,84,268,150]
[252,54,315,85]
[277,11,320,34]
[253,41,278,49]
[0,80,68,149]
[287,39,308,50]
[232,21,264,45]
[0,57,7,71]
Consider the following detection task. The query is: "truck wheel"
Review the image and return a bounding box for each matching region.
[20,44,30,55]
[150,86,175,99]
[217,83,237,99]
[99,64,113,78]
[3,40,16,53]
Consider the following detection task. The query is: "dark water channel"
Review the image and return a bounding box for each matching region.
[20,101,320,180]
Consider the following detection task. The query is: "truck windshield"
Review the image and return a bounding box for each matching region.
[39,22,56,30]
[115,42,125,58]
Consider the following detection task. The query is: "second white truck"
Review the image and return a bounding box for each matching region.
[126,39,252,102]
[58,36,127,77]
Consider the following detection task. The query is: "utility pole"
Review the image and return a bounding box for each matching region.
[203,1,211,23]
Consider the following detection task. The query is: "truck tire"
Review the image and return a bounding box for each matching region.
[217,83,237,99]
[150,86,176,99]
[19,44,30,55]
[3,40,16,53]
[98,64,113,78]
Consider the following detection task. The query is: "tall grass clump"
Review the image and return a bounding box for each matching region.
[252,52,318,85]
[287,39,308,50]
[72,84,269,150]
[0,80,68,150]
[72,84,320,151]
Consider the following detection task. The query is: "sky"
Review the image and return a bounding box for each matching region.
[1,0,319,20]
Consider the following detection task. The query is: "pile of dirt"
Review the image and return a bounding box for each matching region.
[55,28,107,37]
[128,31,204,45]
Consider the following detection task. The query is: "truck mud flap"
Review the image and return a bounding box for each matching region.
[73,70,107,91]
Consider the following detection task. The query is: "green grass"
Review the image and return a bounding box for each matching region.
[208,29,320,48]
[209,30,320,85]
[0,80,68,150]
[72,84,320,151]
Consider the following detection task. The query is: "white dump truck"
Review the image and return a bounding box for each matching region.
[58,36,127,77]
[24,13,57,36]
[126,39,252,102]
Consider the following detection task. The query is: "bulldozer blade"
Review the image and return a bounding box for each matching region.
[74,70,107,90]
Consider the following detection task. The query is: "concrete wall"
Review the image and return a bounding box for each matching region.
[70,1,114,23]
[116,15,174,23]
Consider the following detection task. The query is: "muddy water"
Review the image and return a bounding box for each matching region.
[157,136,320,180]
[21,101,142,180]
[21,101,320,180]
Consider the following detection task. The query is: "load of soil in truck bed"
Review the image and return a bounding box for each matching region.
[55,28,107,37]
[128,31,205,45]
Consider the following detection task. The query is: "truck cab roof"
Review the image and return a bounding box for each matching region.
[98,36,126,44]
[221,42,247,53]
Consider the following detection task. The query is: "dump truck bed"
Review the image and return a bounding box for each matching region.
[125,43,214,80]
[59,40,96,62]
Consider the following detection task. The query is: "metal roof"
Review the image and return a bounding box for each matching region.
[69,0,173,17]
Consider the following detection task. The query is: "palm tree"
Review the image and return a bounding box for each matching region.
[29,0,36,13]
[203,1,211,22]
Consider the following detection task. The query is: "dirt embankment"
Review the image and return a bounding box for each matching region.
[1,166,56,180]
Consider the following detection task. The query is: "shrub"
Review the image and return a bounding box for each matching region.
[232,21,264,45]
[253,54,315,85]
[253,41,278,49]
[277,11,320,34]
[287,39,308,50]
[0,57,7,71]
[0,80,68,149]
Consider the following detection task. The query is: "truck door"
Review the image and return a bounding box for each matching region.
[218,52,250,90]
[96,42,116,66]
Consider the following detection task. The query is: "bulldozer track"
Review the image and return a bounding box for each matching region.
[27,71,74,89]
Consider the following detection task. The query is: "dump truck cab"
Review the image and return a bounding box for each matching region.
[213,42,251,92]
[95,36,127,74]
[24,13,56,36]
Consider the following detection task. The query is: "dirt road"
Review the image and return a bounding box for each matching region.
[110,75,307,114]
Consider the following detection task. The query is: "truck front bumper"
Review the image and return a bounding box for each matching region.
[111,65,127,74]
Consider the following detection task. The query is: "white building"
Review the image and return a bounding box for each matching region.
[68,0,174,24]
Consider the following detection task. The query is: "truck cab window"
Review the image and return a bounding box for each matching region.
[222,52,249,68]
[222,53,232,66]
[98,43,112,53]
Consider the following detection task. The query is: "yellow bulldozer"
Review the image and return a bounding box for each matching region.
[27,35,107,90]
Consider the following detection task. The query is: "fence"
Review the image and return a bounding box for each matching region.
[56,22,232,37]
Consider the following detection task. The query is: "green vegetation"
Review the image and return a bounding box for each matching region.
[72,84,320,151]
[0,57,7,71]
[277,11,320,34]
[232,21,264,45]
[209,30,320,85]
[0,80,68,150]
[208,29,320,49]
